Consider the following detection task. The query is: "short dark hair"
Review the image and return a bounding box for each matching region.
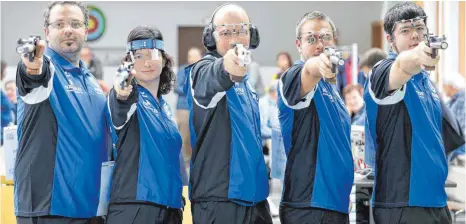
[276,52,292,66]
[1,60,6,74]
[383,2,426,36]
[1,60,6,80]
[359,48,387,69]
[44,1,89,28]
[296,11,337,39]
[4,79,15,87]
[127,26,175,97]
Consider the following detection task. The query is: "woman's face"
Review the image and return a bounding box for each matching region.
[277,54,291,71]
[132,48,163,83]
[345,89,364,113]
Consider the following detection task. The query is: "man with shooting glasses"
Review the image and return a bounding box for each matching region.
[183,3,272,224]
[364,2,464,223]
[14,1,108,223]
[276,11,353,224]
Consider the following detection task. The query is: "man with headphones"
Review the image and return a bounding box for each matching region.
[364,2,464,223]
[183,3,272,224]
[276,11,353,223]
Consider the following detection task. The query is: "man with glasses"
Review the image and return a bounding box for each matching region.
[15,1,108,223]
[184,3,272,223]
[276,11,353,224]
[364,2,464,223]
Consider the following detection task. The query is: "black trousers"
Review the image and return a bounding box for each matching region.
[106,202,182,224]
[373,206,452,224]
[17,216,104,224]
[279,205,349,224]
[191,200,272,224]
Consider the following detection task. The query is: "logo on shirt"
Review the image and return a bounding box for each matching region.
[416,90,425,99]
[65,84,84,94]
[322,88,334,102]
[427,81,440,101]
[64,72,74,85]
[234,83,245,95]
[142,100,159,115]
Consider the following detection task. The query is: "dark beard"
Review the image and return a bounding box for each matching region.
[52,44,83,65]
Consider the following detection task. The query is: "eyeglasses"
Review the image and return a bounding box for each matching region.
[214,23,250,38]
[133,49,161,62]
[299,31,334,45]
[392,16,428,37]
[48,20,86,30]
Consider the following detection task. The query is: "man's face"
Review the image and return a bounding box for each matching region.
[277,54,291,71]
[187,48,202,64]
[45,4,88,55]
[5,82,17,103]
[80,47,92,65]
[213,11,250,56]
[388,17,427,53]
[442,84,456,98]
[296,19,335,61]
[269,90,278,101]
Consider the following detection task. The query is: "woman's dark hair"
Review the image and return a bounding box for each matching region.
[127,25,175,96]
[383,2,427,37]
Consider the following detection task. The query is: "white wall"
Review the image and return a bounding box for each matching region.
[1,1,383,67]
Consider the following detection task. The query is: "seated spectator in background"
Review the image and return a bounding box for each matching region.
[4,80,17,124]
[1,60,12,145]
[274,51,292,79]
[80,46,104,80]
[343,84,365,125]
[359,48,387,78]
[175,47,202,168]
[336,56,365,97]
[443,72,465,132]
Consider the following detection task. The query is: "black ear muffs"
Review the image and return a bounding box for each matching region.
[203,22,216,51]
[249,24,260,49]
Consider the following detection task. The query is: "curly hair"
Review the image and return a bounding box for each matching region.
[127,25,175,97]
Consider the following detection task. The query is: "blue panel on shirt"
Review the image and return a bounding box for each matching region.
[135,87,183,208]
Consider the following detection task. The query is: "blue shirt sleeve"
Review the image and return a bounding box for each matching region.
[190,55,235,108]
[16,57,52,97]
[369,59,396,99]
[175,65,186,96]
[280,64,305,107]
[107,81,138,131]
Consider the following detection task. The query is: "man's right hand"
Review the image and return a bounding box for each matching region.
[114,69,136,101]
[317,53,336,80]
[21,40,46,75]
[414,41,440,70]
[223,48,247,79]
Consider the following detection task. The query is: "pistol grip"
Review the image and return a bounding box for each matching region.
[28,53,34,63]
[331,64,337,73]
[431,49,437,59]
